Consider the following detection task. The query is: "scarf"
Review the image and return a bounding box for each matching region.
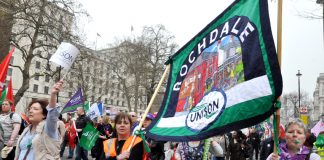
[279,142,310,160]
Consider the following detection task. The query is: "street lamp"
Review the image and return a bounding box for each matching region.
[296,70,302,111]
[317,0,324,48]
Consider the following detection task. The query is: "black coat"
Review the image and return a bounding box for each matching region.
[75,114,92,138]
[260,137,273,160]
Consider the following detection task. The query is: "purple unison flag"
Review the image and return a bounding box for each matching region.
[61,88,84,113]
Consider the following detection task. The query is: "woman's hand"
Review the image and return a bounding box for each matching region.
[266,153,279,160]
[51,80,64,95]
[49,80,64,108]
[116,151,130,160]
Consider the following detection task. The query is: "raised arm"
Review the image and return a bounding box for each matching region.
[49,80,64,108]
[46,80,64,139]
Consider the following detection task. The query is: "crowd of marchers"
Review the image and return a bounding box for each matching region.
[0,80,324,160]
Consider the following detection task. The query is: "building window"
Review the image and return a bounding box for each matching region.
[34,74,39,80]
[122,101,125,106]
[33,84,38,93]
[10,56,14,64]
[35,61,41,69]
[111,91,114,97]
[91,96,94,102]
[69,92,72,97]
[69,82,73,88]
[8,68,12,76]
[45,75,50,82]
[99,88,102,94]
[110,99,113,105]
[105,98,108,104]
[117,100,119,106]
[44,86,49,94]
[46,64,51,71]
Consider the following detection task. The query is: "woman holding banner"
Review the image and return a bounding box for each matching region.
[266,118,320,160]
[14,80,64,160]
[102,112,146,160]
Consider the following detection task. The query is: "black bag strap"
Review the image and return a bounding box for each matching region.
[9,113,14,119]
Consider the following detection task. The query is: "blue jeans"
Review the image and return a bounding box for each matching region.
[68,147,74,157]
[75,144,88,160]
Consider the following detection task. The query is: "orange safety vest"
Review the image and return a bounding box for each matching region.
[103,136,146,159]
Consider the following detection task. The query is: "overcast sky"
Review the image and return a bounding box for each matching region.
[79,0,324,98]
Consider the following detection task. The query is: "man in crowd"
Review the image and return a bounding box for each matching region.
[0,100,21,160]
[248,128,261,160]
[129,111,139,133]
[75,107,91,160]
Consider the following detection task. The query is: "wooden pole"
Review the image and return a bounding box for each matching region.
[274,0,283,156]
[127,64,170,151]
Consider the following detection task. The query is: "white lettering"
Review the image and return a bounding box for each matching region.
[231,17,241,34]
[239,22,255,42]
[198,38,206,55]
[180,65,188,77]
[173,82,182,91]
[188,51,196,63]
[209,29,218,44]
[220,22,229,37]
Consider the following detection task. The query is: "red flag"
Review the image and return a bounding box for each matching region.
[20,113,30,124]
[0,48,14,87]
[6,77,14,111]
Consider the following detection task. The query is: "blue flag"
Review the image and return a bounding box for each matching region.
[146,0,282,141]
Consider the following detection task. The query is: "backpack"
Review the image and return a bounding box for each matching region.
[9,113,27,135]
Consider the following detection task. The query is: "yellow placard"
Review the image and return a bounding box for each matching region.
[300,115,308,125]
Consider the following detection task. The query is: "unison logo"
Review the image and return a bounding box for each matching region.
[186,89,226,132]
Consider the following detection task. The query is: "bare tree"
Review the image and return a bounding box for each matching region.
[107,25,177,112]
[109,40,147,112]
[9,0,87,105]
[282,91,310,118]
[138,25,177,106]
[0,0,15,61]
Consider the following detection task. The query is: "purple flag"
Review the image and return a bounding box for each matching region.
[61,88,83,113]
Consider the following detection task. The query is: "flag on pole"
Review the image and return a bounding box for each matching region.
[83,101,90,113]
[6,77,15,111]
[20,113,30,125]
[0,85,7,104]
[61,88,83,114]
[79,123,99,150]
[97,33,101,37]
[146,0,282,141]
[98,102,103,115]
[0,48,14,85]
[0,48,14,94]
[86,103,101,120]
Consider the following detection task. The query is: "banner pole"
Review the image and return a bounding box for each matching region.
[274,0,283,156]
[127,64,170,151]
